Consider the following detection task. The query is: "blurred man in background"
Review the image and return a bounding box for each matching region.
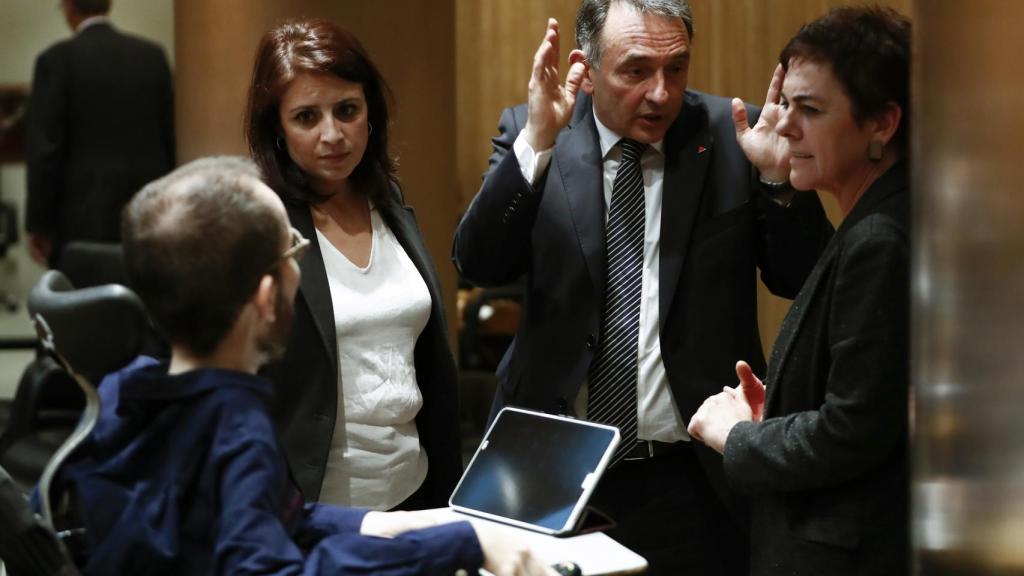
[26,0,175,267]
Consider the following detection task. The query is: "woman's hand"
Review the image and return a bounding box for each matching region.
[732,64,791,183]
[733,360,766,422]
[688,383,756,454]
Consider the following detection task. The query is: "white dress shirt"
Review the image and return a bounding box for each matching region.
[512,114,689,443]
[76,15,110,33]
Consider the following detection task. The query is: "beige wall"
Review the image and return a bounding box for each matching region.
[455,0,910,356]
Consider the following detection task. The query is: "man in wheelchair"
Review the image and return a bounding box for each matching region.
[42,157,552,575]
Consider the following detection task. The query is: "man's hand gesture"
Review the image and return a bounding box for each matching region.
[524,18,586,152]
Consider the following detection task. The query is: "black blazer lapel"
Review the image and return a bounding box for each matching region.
[763,243,833,413]
[659,94,713,328]
[557,101,607,296]
[764,164,909,412]
[286,203,339,377]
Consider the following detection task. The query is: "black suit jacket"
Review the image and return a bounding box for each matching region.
[26,22,175,257]
[453,91,833,519]
[263,189,463,506]
[723,166,910,575]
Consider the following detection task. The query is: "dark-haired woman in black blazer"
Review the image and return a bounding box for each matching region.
[688,7,912,575]
[244,19,461,511]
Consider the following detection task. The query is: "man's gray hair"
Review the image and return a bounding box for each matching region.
[575,0,694,68]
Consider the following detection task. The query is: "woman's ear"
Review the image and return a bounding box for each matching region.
[872,102,903,146]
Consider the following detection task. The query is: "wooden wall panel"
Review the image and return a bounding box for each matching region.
[455,0,911,356]
[455,0,579,205]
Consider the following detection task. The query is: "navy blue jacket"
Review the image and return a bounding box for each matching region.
[52,357,482,575]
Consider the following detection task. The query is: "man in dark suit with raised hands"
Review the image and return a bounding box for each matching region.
[453,1,833,574]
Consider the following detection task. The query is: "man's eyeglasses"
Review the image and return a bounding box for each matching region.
[282,226,311,262]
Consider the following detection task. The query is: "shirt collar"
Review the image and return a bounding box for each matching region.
[76,15,110,34]
[591,106,665,160]
[118,363,274,404]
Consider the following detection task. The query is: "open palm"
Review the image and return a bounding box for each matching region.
[732,64,791,183]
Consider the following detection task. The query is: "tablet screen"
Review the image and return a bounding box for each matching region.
[449,407,619,535]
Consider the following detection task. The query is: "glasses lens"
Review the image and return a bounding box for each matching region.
[283,227,310,262]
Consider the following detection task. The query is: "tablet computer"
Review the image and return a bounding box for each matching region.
[449,407,620,536]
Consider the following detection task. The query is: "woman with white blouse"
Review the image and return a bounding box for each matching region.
[245,19,462,510]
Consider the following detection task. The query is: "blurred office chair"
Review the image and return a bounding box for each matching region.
[0,242,162,489]
[457,284,523,460]
[28,269,147,527]
[0,199,20,312]
[54,241,128,289]
[0,464,78,576]
[0,358,80,489]
[0,270,145,574]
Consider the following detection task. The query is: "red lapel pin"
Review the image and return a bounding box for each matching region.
[697,145,707,154]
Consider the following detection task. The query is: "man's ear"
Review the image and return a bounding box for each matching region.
[569,49,594,95]
[253,274,277,324]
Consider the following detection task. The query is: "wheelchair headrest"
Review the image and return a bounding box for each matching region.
[28,270,148,383]
[56,241,127,288]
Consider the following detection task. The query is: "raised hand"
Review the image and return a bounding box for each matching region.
[732,64,791,183]
[524,18,586,151]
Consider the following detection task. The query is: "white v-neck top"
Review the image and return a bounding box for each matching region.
[316,207,431,509]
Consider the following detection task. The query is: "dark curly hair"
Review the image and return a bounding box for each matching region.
[780,5,911,154]
[244,19,397,209]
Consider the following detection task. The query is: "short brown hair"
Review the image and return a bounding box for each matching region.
[780,6,911,153]
[122,157,284,356]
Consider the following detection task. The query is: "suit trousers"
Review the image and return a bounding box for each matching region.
[589,441,747,576]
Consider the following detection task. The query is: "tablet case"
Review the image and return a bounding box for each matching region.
[449,407,620,536]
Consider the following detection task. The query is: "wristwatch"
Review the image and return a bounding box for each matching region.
[758,174,795,194]
[758,173,796,206]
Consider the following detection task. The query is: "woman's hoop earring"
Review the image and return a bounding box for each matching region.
[368,122,373,136]
[275,136,286,151]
